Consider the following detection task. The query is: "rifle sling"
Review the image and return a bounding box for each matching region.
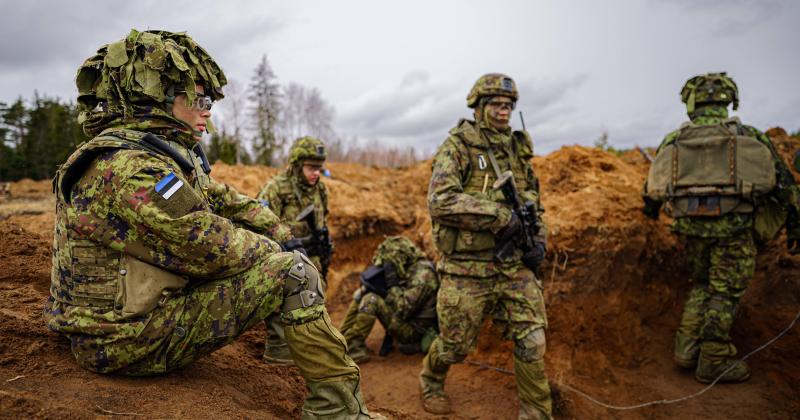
[485,147,505,180]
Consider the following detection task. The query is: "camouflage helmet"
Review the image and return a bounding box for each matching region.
[680,72,739,113]
[466,73,519,108]
[75,29,227,136]
[288,136,327,166]
[372,236,425,279]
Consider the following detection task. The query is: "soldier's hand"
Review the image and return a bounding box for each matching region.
[521,241,546,272]
[497,212,522,243]
[384,262,400,289]
[282,238,308,256]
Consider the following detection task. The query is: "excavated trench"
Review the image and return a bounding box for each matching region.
[1,131,798,418]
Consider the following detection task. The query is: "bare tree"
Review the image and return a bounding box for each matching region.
[248,54,282,166]
[279,83,336,145]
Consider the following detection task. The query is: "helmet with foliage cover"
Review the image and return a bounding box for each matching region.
[680,72,739,114]
[372,236,425,279]
[466,73,519,108]
[288,136,327,166]
[75,29,227,137]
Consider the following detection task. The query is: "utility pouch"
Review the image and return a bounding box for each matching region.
[115,256,188,319]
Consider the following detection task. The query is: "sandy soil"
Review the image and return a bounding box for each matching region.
[1,130,798,419]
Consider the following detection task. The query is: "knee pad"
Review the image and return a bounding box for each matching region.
[281,251,325,317]
[357,292,381,316]
[438,339,468,365]
[514,327,546,363]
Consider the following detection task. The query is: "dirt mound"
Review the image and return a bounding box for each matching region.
[2,132,799,419]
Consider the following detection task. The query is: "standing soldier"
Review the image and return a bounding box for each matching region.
[420,74,552,419]
[44,29,378,418]
[339,236,439,363]
[257,137,333,364]
[643,72,800,383]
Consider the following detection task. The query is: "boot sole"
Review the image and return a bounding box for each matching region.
[695,370,750,384]
[262,355,295,366]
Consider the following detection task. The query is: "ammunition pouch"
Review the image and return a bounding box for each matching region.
[116,255,188,319]
[281,251,325,313]
[645,118,775,218]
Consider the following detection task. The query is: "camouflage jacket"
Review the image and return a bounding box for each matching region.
[650,106,800,238]
[385,259,439,325]
[44,128,290,371]
[428,118,546,277]
[257,169,328,244]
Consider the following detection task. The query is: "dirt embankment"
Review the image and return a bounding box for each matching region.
[1,131,799,419]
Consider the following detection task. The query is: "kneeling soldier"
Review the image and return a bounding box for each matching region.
[339,236,439,363]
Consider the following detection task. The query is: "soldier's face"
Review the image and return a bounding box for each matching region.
[302,163,323,185]
[172,84,213,142]
[484,96,514,130]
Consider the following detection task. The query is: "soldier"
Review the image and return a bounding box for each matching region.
[420,74,552,419]
[43,29,378,418]
[339,236,439,363]
[643,72,800,383]
[256,136,333,364]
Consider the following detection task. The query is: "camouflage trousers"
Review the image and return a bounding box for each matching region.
[265,255,327,358]
[422,266,552,418]
[339,292,426,346]
[676,231,756,357]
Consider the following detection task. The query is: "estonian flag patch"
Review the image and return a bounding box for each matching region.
[155,173,184,200]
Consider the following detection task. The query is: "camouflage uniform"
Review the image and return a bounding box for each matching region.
[256,137,332,365]
[420,74,551,419]
[643,73,800,383]
[42,29,375,419]
[339,236,439,362]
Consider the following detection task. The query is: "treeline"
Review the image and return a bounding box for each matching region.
[0,54,422,181]
[0,94,88,181]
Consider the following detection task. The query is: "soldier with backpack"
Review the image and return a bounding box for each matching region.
[643,72,800,383]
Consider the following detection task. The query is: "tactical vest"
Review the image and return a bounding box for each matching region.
[272,173,327,239]
[51,129,207,318]
[432,120,534,260]
[645,118,775,217]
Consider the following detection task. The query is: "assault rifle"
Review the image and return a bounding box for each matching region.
[296,204,334,278]
[493,170,542,271]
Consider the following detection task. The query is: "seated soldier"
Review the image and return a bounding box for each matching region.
[339,236,439,363]
[43,29,378,419]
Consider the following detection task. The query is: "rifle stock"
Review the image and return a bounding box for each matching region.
[296,204,334,278]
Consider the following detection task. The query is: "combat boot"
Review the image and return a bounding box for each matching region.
[695,342,750,384]
[673,332,699,368]
[347,338,371,364]
[419,350,452,414]
[263,339,295,366]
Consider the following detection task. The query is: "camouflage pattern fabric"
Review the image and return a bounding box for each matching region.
[675,231,756,357]
[257,153,330,361]
[44,29,373,417]
[466,73,519,108]
[423,113,552,418]
[340,255,439,347]
[257,167,328,267]
[288,136,327,166]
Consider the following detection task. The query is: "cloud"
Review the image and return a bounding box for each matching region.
[334,72,588,155]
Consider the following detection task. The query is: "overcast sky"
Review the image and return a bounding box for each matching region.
[2,0,798,155]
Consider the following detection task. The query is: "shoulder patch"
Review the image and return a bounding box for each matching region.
[155,173,184,200]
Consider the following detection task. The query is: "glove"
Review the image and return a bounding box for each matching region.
[384,262,400,290]
[521,241,546,272]
[497,212,522,243]
[282,238,308,256]
[642,196,661,220]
